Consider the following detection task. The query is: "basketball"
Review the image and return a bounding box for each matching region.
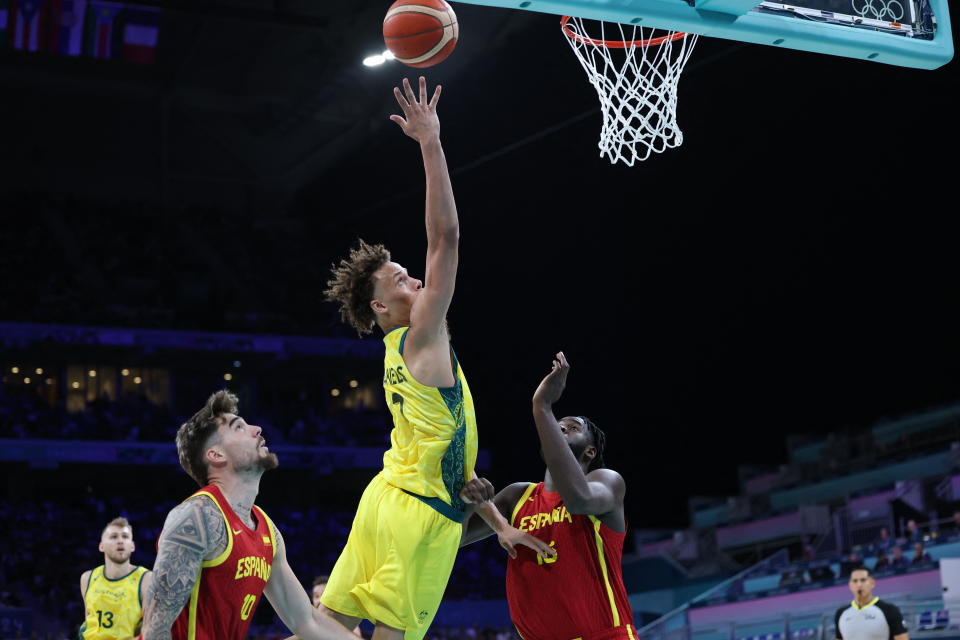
[383,0,459,68]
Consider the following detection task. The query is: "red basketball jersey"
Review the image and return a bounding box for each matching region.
[505,483,636,640]
[170,485,277,640]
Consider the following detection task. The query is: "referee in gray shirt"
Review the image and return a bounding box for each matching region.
[835,566,909,640]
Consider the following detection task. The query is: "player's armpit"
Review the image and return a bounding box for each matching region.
[893,634,909,640]
[142,498,224,640]
[80,569,91,601]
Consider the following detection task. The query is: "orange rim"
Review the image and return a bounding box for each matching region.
[560,15,687,48]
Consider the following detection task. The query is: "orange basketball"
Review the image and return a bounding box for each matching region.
[383,0,459,69]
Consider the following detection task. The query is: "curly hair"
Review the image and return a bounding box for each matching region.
[576,416,607,472]
[176,389,238,486]
[323,239,392,335]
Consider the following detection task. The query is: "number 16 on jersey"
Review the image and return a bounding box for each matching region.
[537,541,557,565]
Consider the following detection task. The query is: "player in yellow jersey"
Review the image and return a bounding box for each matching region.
[321,76,553,640]
[79,517,152,640]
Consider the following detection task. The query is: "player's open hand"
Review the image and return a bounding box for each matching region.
[497,526,558,561]
[459,476,495,504]
[390,76,441,143]
[532,352,570,407]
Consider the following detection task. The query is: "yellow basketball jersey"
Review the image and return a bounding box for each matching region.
[381,326,478,519]
[81,565,148,640]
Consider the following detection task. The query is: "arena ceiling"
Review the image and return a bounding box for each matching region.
[2,0,956,220]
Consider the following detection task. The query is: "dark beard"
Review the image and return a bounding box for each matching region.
[260,452,280,471]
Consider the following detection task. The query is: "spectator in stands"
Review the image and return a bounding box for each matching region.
[841,551,862,577]
[889,546,908,570]
[905,519,922,543]
[911,542,932,566]
[948,511,960,535]
[873,550,889,572]
[779,568,806,587]
[875,527,892,552]
[809,562,835,582]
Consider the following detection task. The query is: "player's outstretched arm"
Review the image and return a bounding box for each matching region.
[264,528,358,640]
[460,478,556,560]
[142,498,226,640]
[390,76,459,349]
[461,482,529,547]
[532,352,625,516]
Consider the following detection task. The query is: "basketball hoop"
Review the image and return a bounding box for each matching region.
[561,16,698,165]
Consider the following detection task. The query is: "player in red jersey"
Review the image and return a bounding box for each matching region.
[141,390,358,640]
[462,352,634,640]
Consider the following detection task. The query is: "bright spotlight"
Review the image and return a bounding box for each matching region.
[363,54,385,67]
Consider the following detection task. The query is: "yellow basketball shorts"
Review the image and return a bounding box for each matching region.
[320,472,462,640]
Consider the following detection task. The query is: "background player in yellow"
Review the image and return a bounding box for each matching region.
[322,76,553,640]
[79,517,152,640]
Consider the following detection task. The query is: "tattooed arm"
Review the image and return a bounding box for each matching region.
[142,496,227,640]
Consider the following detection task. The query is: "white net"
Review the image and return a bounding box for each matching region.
[562,17,699,165]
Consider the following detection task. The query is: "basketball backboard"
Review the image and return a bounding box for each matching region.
[454,0,953,68]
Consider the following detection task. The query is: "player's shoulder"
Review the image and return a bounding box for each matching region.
[496,481,536,502]
[588,467,624,480]
[493,482,537,514]
[80,568,93,586]
[266,515,282,545]
[587,467,626,489]
[179,491,223,516]
[161,492,226,537]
